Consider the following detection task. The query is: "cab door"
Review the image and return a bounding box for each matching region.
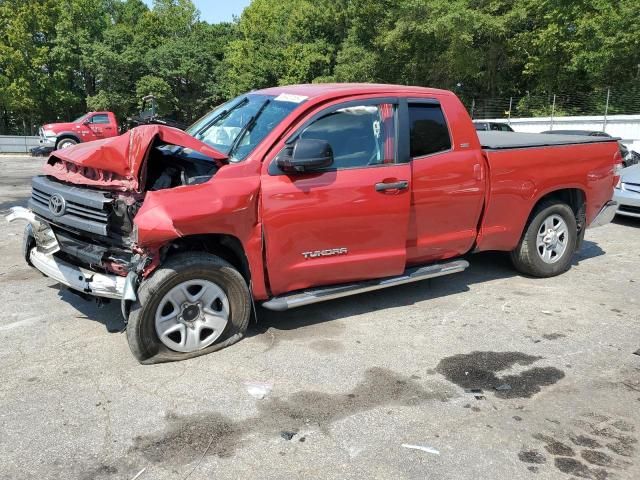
[86,113,111,140]
[261,99,412,295]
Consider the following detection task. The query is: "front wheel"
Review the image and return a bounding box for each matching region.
[56,138,78,149]
[126,252,251,364]
[510,201,578,277]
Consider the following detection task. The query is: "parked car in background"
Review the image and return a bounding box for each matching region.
[40,112,119,150]
[540,130,639,168]
[8,83,621,363]
[473,121,514,132]
[619,143,640,168]
[614,164,640,218]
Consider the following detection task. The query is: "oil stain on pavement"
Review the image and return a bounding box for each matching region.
[130,367,457,466]
[434,351,565,398]
[518,413,636,479]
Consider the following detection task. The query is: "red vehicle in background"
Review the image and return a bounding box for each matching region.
[39,111,119,150]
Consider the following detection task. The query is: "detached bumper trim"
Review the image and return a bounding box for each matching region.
[589,200,617,228]
[29,248,125,299]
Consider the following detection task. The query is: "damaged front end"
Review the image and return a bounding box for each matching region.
[7,186,151,311]
[6,125,228,319]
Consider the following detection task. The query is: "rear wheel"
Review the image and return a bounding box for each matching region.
[510,201,577,277]
[56,137,78,149]
[126,252,251,364]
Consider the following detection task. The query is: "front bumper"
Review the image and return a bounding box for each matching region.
[39,128,56,147]
[589,200,618,228]
[7,206,134,300]
[614,187,640,218]
[29,247,126,299]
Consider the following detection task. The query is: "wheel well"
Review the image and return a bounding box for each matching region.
[532,188,587,231]
[164,234,251,283]
[56,134,79,145]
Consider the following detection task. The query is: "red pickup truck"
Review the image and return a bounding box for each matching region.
[8,84,621,363]
[39,111,119,150]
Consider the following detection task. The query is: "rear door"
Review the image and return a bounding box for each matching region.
[261,98,412,295]
[404,99,486,263]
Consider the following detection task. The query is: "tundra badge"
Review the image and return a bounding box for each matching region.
[302,248,348,259]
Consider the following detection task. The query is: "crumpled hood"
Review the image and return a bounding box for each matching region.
[42,125,227,191]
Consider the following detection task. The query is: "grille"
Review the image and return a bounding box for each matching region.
[29,176,112,236]
[619,204,640,214]
[623,183,640,194]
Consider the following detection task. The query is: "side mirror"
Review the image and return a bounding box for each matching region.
[276,138,334,173]
[83,119,91,126]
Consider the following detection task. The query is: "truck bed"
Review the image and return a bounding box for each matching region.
[478,131,618,150]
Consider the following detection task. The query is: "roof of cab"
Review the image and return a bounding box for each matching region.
[256,83,453,99]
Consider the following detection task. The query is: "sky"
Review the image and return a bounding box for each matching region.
[142,0,251,24]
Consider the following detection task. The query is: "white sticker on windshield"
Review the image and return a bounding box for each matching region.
[274,93,308,103]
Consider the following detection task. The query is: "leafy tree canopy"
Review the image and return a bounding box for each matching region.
[0,0,638,134]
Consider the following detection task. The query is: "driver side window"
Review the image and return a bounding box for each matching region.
[298,103,396,169]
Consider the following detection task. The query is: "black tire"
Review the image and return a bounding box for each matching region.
[510,200,577,277]
[55,137,78,149]
[126,252,251,364]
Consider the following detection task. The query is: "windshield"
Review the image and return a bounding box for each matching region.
[187,94,304,161]
[73,113,89,123]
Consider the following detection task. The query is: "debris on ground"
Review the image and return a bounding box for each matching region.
[130,467,146,480]
[244,381,273,399]
[402,444,440,455]
[633,349,640,356]
[494,384,512,391]
[280,431,296,441]
[465,388,486,400]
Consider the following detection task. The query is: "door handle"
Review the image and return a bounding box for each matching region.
[474,163,484,181]
[375,180,409,192]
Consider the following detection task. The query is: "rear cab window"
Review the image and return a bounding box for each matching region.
[408,103,451,158]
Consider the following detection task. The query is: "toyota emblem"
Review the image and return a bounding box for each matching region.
[48,194,66,216]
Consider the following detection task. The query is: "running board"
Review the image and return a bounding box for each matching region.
[261,259,470,311]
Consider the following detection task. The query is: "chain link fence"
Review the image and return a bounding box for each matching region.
[463,88,640,121]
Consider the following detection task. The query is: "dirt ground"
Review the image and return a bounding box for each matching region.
[1,154,639,480]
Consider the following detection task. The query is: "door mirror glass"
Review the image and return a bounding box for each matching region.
[276,138,334,173]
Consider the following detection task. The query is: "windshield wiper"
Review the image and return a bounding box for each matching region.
[227,99,271,160]
[194,97,249,140]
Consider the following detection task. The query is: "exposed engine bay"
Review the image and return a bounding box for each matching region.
[145,144,219,191]
[26,142,221,279]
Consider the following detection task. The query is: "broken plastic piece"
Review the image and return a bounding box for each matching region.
[402,444,440,455]
[464,388,483,394]
[130,467,146,480]
[245,381,273,399]
[494,384,512,391]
